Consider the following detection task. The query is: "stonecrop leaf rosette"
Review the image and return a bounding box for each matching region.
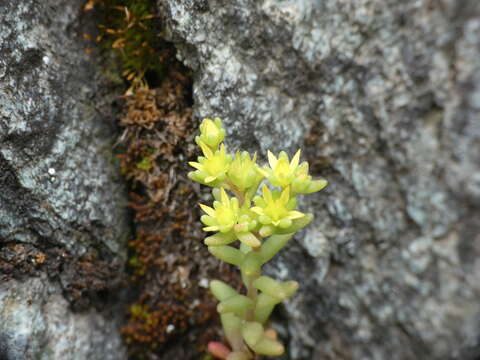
[188,118,328,360]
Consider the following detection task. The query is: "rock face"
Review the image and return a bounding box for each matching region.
[157,1,480,359]
[0,0,127,359]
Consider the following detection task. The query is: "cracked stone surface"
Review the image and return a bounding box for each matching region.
[0,0,127,359]
[157,0,480,359]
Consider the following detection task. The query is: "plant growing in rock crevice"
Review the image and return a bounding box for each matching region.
[84,0,172,93]
[189,118,328,359]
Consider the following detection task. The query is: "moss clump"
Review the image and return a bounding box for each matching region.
[84,1,242,357]
[116,73,242,359]
[84,0,172,93]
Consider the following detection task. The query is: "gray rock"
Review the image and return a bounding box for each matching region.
[0,276,124,360]
[0,0,127,359]
[157,0,480,359]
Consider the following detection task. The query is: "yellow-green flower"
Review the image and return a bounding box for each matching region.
[258,150,301,188]
[200,188,239,233]
[259,149,328,194]
[188,142,232,186]
[227,151,264,192]
[251,186,304,228]
[195,118,226,150]
[291,162,328,194]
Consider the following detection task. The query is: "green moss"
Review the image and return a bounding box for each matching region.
[128,256,141,267]
[95,0,169,91]
[130,304,149,318]
[136,156,153,171]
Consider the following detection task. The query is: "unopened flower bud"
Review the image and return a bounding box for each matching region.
[196,118,226,150]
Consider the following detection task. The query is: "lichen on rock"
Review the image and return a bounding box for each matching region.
[0,0,128,358]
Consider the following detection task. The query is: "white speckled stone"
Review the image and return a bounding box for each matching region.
[0,0,127,358]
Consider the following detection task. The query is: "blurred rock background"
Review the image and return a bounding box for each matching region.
[157,1,480,359]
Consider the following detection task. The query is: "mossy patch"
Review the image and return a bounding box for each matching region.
[85,1,242,357]
[84,0,173,93]
[117,71,242,359]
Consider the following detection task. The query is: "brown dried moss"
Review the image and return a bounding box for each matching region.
[117,66,241,359]
[86,4,243,354]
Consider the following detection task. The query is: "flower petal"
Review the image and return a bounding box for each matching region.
[262,185,273,203]
[199,140,214,158]
[267,150,278,169]
[199,204,216,217]
[280,186,290,203]
[205,176,217,183]
[287,210,305,220]
[201,215,216,226]
[290,149,301,170]
[219,143,227,155]
[203,226,220,232]
[250,207,264,216]
[220,188,229,204]
[188,162,204,170]
[256,167,270,178]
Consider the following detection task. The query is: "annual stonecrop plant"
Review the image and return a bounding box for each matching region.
[189,118,327,360]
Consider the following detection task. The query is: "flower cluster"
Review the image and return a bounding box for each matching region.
[189,118,328,359]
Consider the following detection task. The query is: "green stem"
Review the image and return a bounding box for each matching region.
[244,232,262,321]
[222,184,262,359]
[245,274,258,321]
[225,180,245,205]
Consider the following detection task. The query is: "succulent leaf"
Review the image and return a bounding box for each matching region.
[241,322,264,348]
[221,313,244,351]
[226,352,250,360]
[252,276,287,300]
[208,246,244,266]
[204,232,237,246]
[254,293,279,324]
[259,233,294,263]
[236,231,261,248]
[210,280,239,301]
[250,337,284,356]
[240,251,263,278]
[217,295,254,318]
